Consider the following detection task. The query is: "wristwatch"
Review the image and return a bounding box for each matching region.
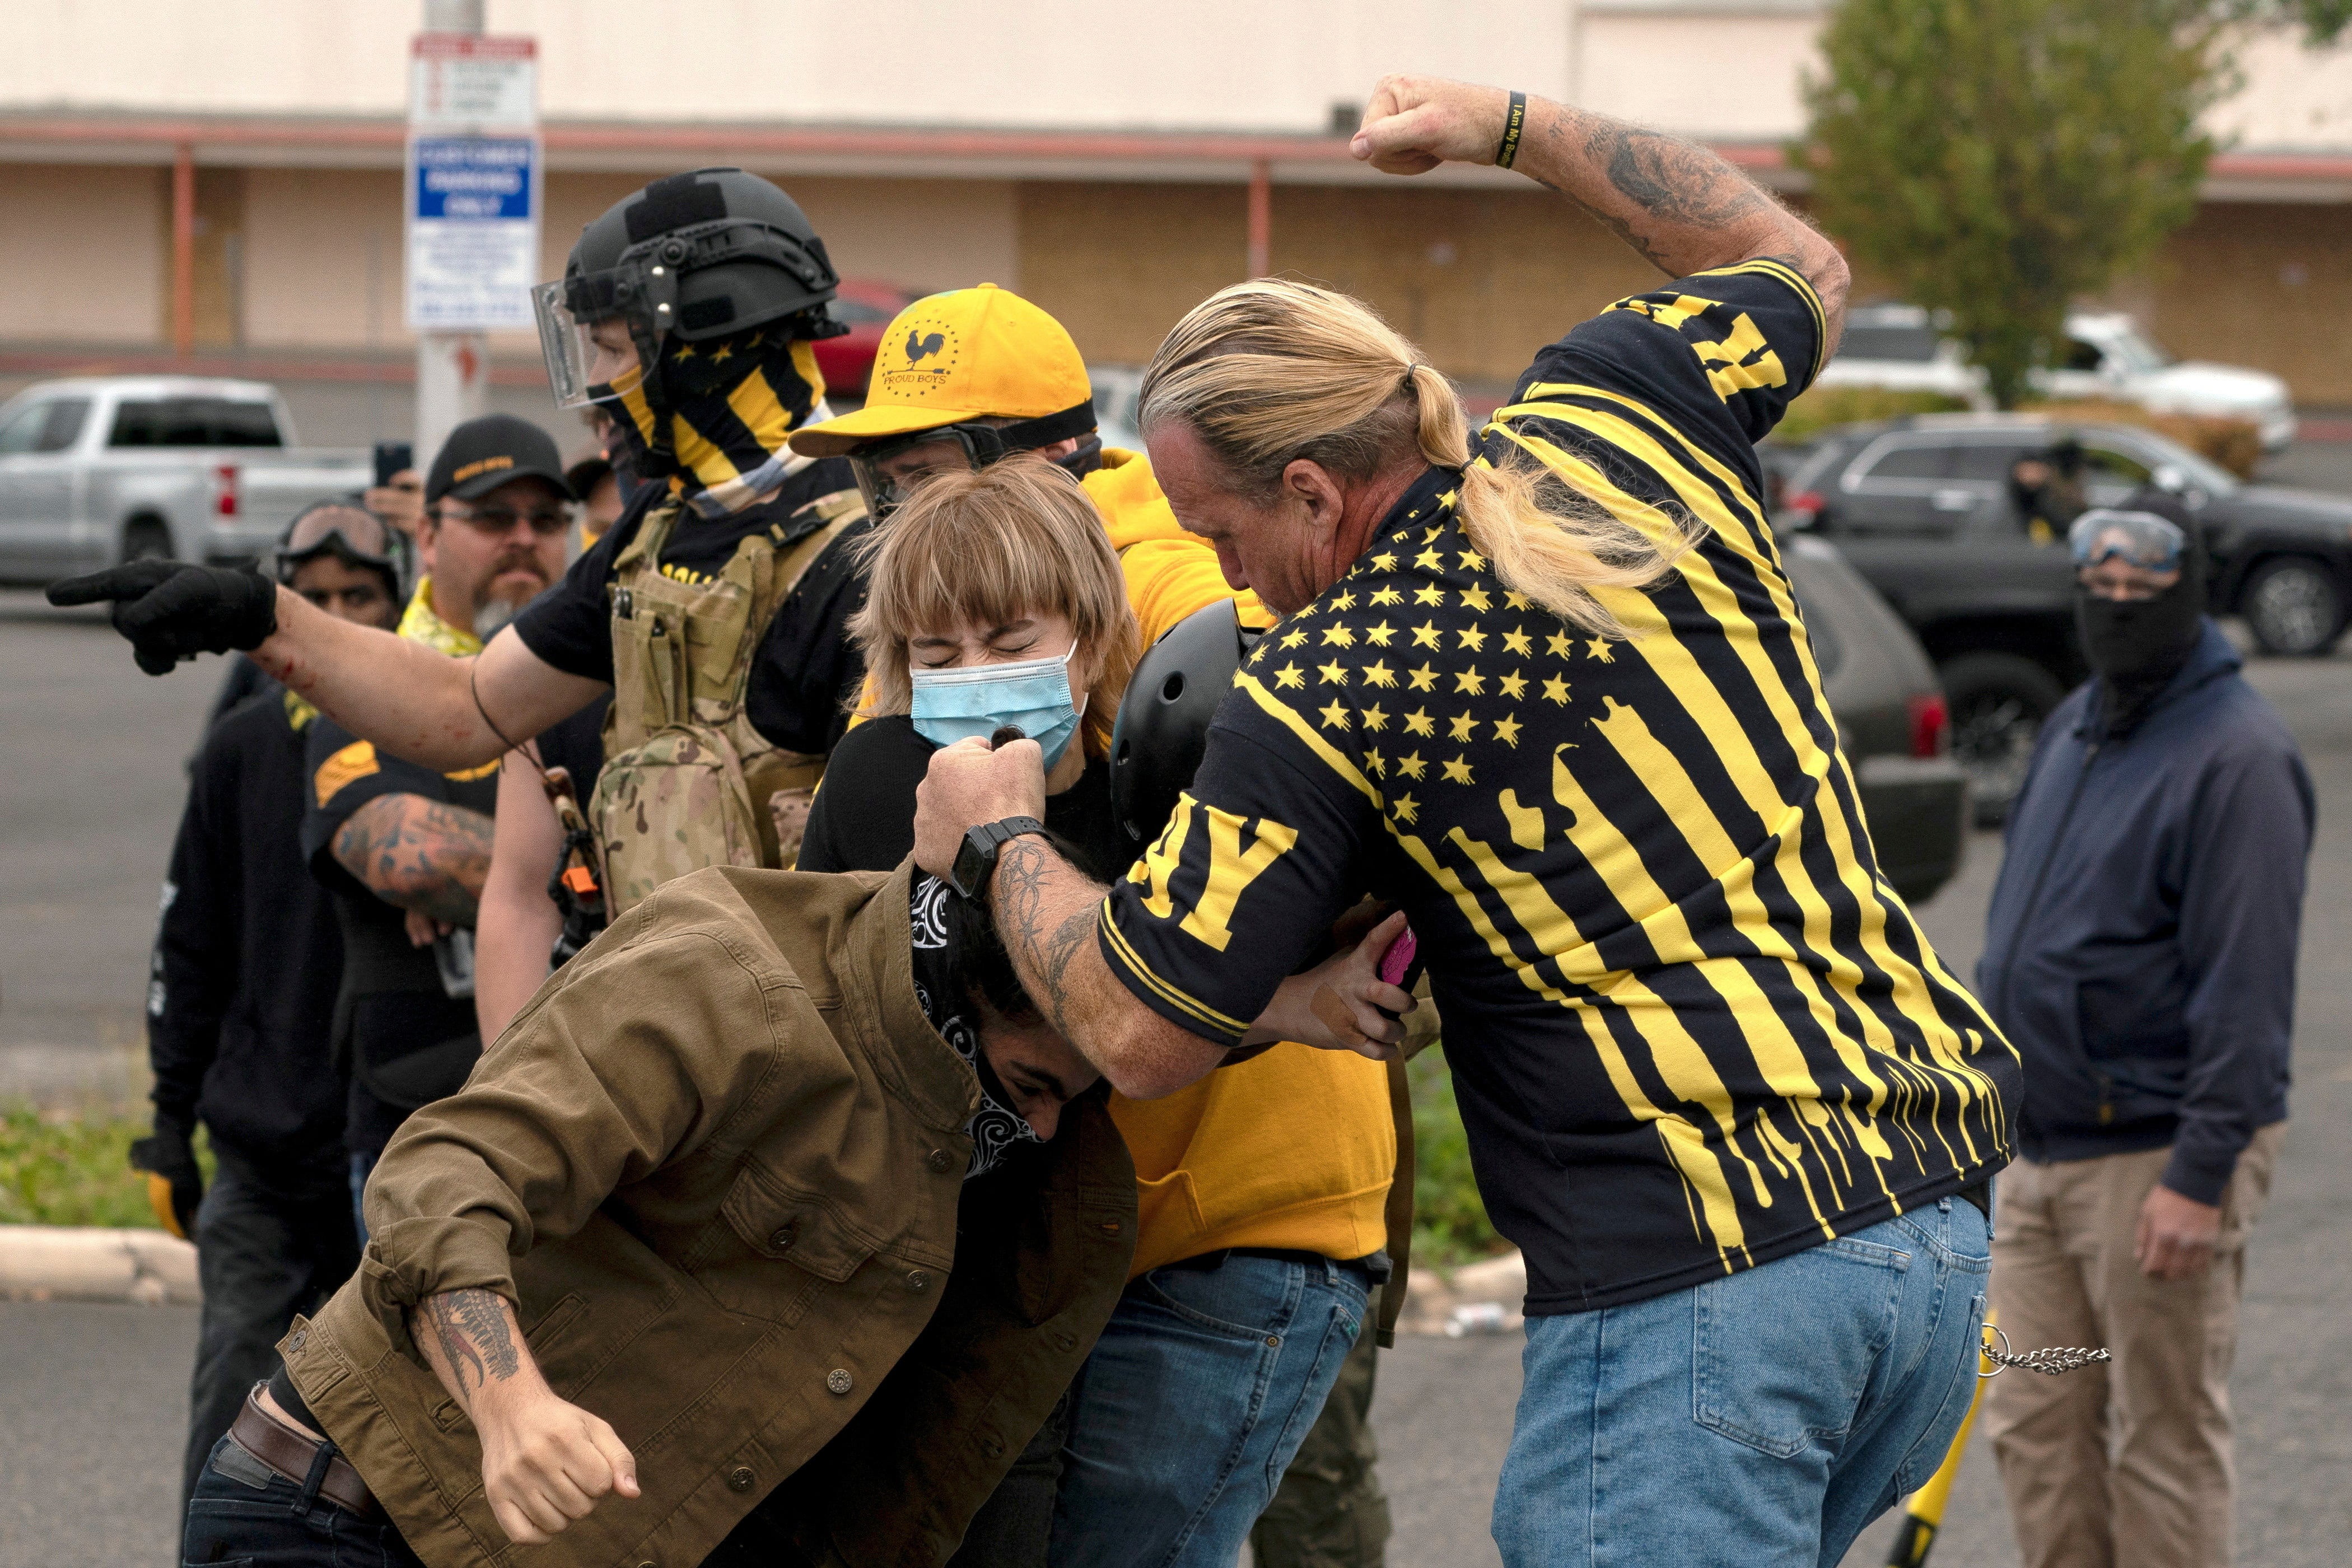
[950,816,1048,902]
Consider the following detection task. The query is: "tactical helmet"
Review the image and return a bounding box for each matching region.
[1109,598,1266,844]
[532,168,846,424]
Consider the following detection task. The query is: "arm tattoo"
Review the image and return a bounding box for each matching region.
[422,1288,519,1404]
[1529,112,1769,272]
[990,837,1106,1047]
[334,795,494,925]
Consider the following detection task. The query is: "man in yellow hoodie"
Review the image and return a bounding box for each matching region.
[791,287,1399,1567]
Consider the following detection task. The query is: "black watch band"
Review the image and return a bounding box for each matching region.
[950,815,1048,901]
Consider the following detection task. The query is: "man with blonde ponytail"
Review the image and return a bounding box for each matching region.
[916,72,2019,1567]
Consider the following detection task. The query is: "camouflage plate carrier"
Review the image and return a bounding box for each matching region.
[590,488,865,915]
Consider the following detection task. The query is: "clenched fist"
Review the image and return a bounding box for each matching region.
[1350,75,1518,176]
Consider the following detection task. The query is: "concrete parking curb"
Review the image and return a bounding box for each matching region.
[0,1221,1529,1329]
[0,1223,199,1305]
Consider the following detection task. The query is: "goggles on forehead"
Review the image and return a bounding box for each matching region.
[849,401,1097,521]
[2068,508,2187,573]
[275,504,400,587]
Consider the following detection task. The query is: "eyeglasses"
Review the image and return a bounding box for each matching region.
[442,502,570,538]
[2068,508,2186,573]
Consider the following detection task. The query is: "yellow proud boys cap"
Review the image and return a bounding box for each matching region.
[790,283,1095,458]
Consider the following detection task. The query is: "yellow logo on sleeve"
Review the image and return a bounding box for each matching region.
[314,740,380,806]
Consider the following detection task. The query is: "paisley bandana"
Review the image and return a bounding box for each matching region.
[605,326,830,519]
[908,874,1041,1180]
[396,577,483,657]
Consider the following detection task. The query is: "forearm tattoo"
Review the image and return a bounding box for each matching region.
[334,795,494,925]
[1530,111,1769,271]
[990,837,1107,1046]
[422,1288,519,1404]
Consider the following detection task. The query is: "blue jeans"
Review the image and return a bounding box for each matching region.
[185,1431,425,1567]
[1493,1198,1991,1568]
[1049,1251,1373,1568]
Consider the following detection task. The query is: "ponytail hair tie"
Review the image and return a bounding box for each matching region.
[1402,362,1427,391]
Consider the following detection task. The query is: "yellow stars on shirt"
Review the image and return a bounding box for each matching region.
[672,343,698,361]
[1365,622,1396,647]
[1275,662,1306,690]
[1318,660,1350,685]
[1414,547,1444,572]
[1502,626,1533,657]
[1460,585,1492,613]
[1403,708,1436,738]
[1442,755,1476,785]
[1407,665,1439,693]
[1457,624,1488,653]
[1454,667,1487,697]
[1370,552,1398,572]
[1505,590,1532,611]
[1587,638,1615,663]
[1499,670,1528,701]
[1457,547,1488,573]
[1414,584,1446,606]
[1360,704,1390,732]
[1370,586,1403,608]
[1362,660,1397,688]
[1321,624,1356,648]
[708,341,735,364]
[1318,699,1352,730]
[1492,714,1524,748]
[1392,792,1421,825]
[1364,747,1387,778]
[1546,630,1575,659]
[1448,712,1479,742]
[1423,525,1445,543]
[1412,622,1443,650]
[1331,589,1357,612]
[1280,627,1308,650]
[1542,673,1571,706]
[1395,750,1428,780]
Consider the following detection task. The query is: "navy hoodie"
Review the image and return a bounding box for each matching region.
[1977,620,2311,1204]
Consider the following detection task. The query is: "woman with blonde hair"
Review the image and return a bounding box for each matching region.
[916,73,2018,1566]
[799,455,1141,880]
[800,454,1412,1568]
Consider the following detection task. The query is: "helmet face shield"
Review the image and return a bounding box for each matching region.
[534,281,605,409]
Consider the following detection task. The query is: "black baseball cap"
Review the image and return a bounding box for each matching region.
[424,414,574,506]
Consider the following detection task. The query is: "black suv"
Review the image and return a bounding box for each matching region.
[1772,414,2352,819]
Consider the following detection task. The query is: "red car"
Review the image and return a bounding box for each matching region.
[811,280,916,400]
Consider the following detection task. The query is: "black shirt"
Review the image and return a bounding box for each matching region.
[798,716,1127,883]
[1099,261,2019,1314]
[148,686,346,1172]
[510,460,873,755]
[301,715,501,1156]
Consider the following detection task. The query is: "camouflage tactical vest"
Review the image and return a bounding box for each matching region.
[589,489,864,915]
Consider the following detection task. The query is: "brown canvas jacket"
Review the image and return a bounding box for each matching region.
[278,863,1136,1568]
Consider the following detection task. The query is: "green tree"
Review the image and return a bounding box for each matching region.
[1799,0,2223,408]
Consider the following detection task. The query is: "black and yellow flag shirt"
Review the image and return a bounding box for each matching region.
[1099,261,2019,1314]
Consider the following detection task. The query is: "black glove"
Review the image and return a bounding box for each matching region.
[129,1123,204,1240]
[46,560,279,676]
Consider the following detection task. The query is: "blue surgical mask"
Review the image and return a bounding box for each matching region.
[909,641,1088,771]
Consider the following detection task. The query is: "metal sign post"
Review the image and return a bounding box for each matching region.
[406,26,539,471]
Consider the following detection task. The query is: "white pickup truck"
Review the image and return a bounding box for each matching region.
[0,376,373,585]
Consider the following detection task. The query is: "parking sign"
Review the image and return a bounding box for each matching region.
[405,35,540,332]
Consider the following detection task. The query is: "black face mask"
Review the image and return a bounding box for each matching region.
[2075,558,2205,728]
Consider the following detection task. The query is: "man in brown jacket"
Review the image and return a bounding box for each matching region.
[180,862,1138,1568]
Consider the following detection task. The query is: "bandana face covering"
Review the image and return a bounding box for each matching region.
[909,642,1086,771]
[908,875,1041,1180]
[595,325,828,517]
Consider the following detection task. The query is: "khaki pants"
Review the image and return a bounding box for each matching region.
[1985,1124,2285,1568]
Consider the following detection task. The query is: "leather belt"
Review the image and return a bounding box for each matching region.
[228,1386,382,1520]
